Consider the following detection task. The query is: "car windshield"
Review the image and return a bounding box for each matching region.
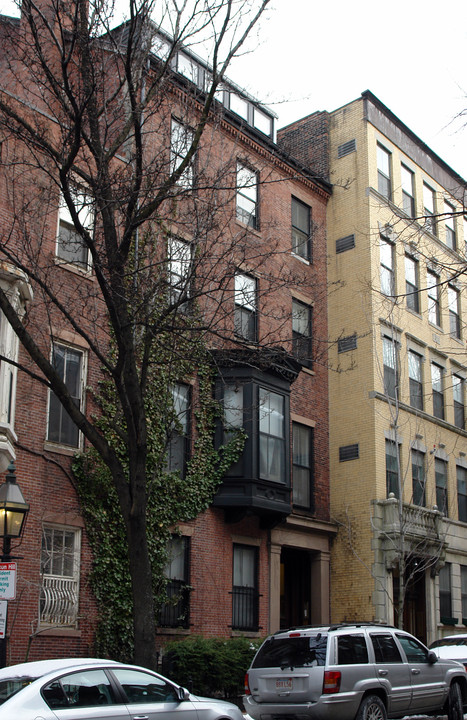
[0,676,36,704]
[431,638,467,648]
[252,634,328,669]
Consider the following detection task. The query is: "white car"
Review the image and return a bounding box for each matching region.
[0,657,246,720]
[430,635,467,670]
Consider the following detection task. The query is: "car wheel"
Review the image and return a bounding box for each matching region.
[355,694,387,720]
[447,682,463,720]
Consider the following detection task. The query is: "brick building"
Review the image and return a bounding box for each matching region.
[0,2,334,665]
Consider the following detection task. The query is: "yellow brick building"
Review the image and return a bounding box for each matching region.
[280,91,467,644]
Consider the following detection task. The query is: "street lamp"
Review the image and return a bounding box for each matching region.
[0,461,29,562]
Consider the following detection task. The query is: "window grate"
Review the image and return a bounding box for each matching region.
[338,334,357,353]
[339,444,359,462]
[336,234,355,254]
[337,139,356,158]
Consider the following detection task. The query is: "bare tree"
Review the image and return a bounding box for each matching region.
[0,0,332,666]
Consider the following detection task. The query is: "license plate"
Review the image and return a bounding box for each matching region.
[275,679,293,691]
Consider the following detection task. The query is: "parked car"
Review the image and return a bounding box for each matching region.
[243,623,467,720]
[430,634,467,670]
[0,657,246,720]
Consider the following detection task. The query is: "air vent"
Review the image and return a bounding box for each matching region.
[338,334,357,353]
[336,234,355,254]
[339,444,359,462]
[337,139,356,158]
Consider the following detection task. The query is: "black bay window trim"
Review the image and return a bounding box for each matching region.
[213,350,300,526]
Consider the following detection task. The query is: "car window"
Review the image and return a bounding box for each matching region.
[111,668,179,704]
[396,634,429,662]
[252,634,328,668]
[371,634,403,663]
[0,676,37,705]
[43,669,117,709]
[337,634,368,665]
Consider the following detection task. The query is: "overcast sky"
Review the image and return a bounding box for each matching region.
[229,0,467,179]
[2,0,467,178]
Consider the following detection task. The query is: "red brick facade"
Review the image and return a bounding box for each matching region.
[0,3,335,666]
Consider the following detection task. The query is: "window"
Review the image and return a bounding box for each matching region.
[457,466,467,523]
[382,336,397,399]
[453,375,465,429]
[57,187,93,269]
[232,544,258,631]
[112,668,178,703]
[462,566,467,620]
[337,634,368,665]
[427,270,440,326]
[405,255,419,312]
[223,384,244,477]
[444,201,456,250]
[43,669,116,709]
[40,525,80,626]
[291,197,311,261]
[401,165,415,217]
[168,237,192,307]
[435,458,448,515]
[292,423,313,509]
[439,563,452,620]
[408,350,423,410]
[371,634,402,663]
[464,216,467,256]
[170,118,194,188]
[234,273,257,342]
[166,383,190,478]
[230,92,249,121]
[431,363,444,420]
[396,634,431,662]
[380,236,395,296]
[412,449,425,506]
[292,299,312,368]
[385,440,399,497]
[448,285,461,339]
[236,162,258,228]
[47,343,84,447]
[259,388,285,483]
[377,144,391,199]
[160,536,190,628]
[423,183,436,235]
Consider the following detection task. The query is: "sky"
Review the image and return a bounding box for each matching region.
[2,0,467,178]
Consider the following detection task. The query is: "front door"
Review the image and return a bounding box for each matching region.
[280,548,312,629]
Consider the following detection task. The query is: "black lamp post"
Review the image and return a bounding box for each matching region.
[0,461,29,668]
[0,461,29,562]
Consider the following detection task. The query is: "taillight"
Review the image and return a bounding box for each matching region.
[244,672,251,696]
[323,670,341,694]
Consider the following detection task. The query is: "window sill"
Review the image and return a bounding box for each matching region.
[37,626,81,637]
[54,257,93,278]
[230,629,261,638]
[157,627,191,636]
[235,219,261,236]
[291,252,312,266]
[43,441,81,456]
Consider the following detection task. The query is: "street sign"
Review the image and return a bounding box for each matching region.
[0,563,17,600]
[0,601,7,639]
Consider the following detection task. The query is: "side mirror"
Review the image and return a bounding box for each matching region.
[178,687,190,702]
[427,650,438,664]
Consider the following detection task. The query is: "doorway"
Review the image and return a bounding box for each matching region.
[280,548,312,629]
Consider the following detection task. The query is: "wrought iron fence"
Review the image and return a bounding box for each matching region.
[40,575,79,626]
[232,585,259,631]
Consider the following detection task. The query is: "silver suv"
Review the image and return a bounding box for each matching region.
[244,623,467,720]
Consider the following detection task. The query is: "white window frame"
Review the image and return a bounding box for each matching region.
[46,342,86,449]
[56,187,93,270]
[40,524,81,627]
[170,118,194,188]
[236,162,258,229]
